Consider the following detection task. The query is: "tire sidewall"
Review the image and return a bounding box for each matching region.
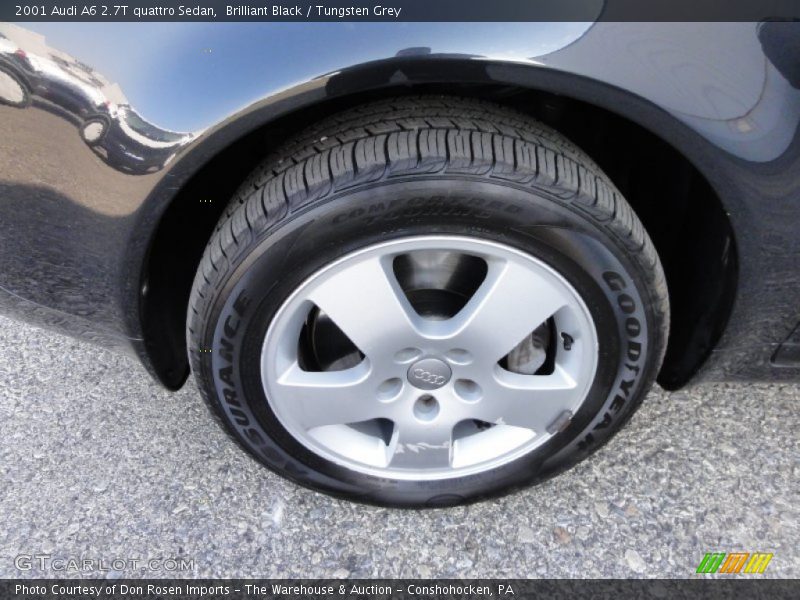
[198,178,660,506]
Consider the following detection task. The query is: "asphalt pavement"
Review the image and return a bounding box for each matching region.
[0,315,797,578]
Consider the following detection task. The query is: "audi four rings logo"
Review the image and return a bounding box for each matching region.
[411,368,447,385]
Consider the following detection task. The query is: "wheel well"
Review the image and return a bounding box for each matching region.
[142,85,736,391]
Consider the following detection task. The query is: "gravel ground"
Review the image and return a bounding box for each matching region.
[0,315,797,579]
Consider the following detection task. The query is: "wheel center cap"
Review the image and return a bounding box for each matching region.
[407,357,452,390]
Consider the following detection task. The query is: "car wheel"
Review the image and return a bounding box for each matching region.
[81,116,109,145]
[187,96,669,506]
[0,68,30,108]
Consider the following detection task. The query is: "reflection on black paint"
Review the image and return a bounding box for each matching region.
[0,183,134,348]
[0,24,192,175]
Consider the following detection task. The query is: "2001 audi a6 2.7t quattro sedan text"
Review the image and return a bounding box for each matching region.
[1,21,799,506]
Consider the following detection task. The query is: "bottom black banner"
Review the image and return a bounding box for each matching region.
[1,579,798,600]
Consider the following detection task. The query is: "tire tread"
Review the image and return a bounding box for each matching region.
[186,96,670,501]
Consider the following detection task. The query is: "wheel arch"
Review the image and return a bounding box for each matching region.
[134,57,737,391]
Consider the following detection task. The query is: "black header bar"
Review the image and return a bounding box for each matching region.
[3,0,800,22]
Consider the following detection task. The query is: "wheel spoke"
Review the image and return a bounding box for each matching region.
[275,361,383,429]
[386,420,453,470]
[306,255,420,356]
[476,366,580,433]
[446,259,566,362]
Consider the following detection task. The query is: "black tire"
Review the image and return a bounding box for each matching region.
[187,96,669,507]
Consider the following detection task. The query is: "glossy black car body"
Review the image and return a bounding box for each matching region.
[0,21,798,391]
[86,105,194,174]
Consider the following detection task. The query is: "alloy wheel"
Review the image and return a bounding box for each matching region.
[261,236,598,480]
